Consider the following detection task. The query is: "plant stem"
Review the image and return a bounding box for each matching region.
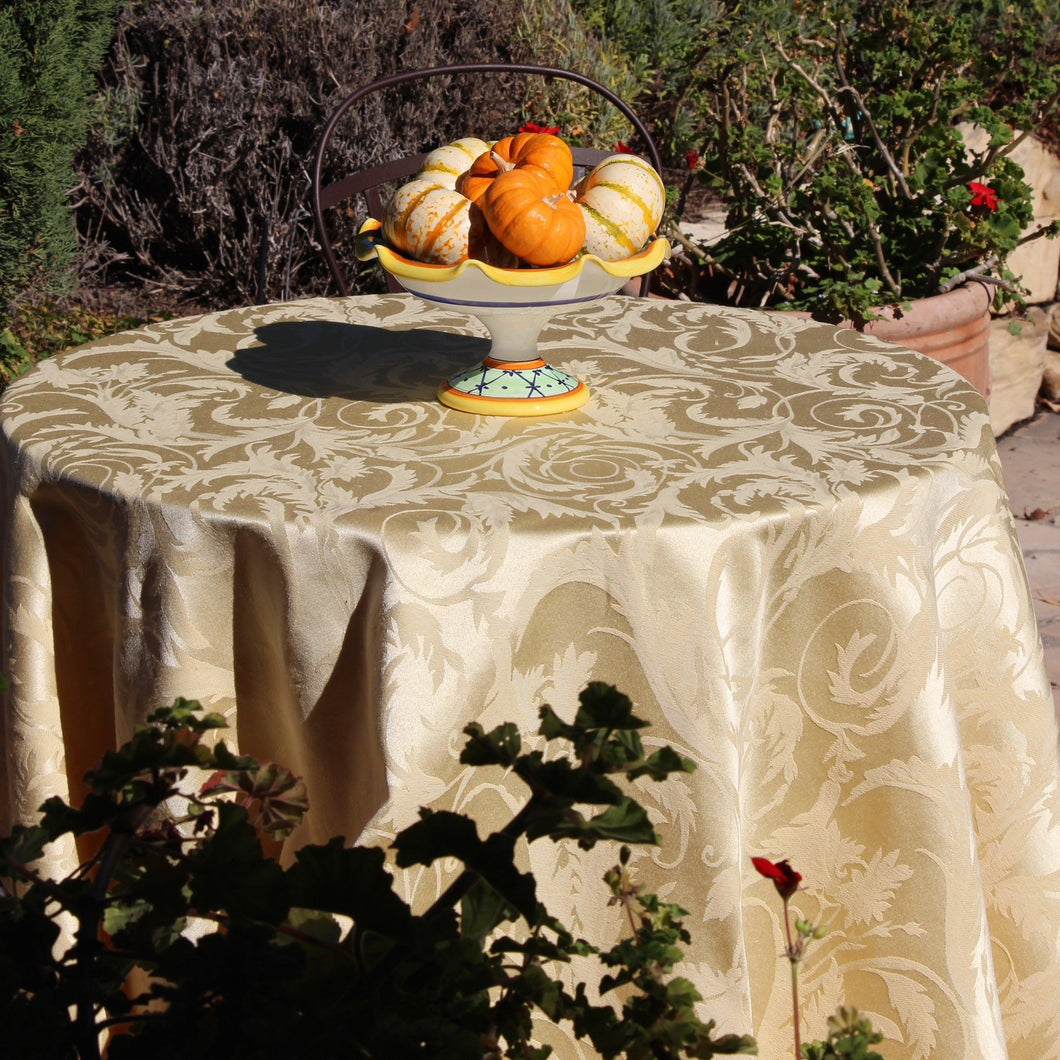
[71,804,154,1060]
[367,798,541,980]
[422,799,537,920]
[782,898,801,1060]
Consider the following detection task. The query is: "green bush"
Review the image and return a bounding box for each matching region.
[571,0,1060,164]
[568,0,732,157]
[576,0,1060,319]
[513,0,648,149]
[0,0,122,312]
[685,0,1060,319]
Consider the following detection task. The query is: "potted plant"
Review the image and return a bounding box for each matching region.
[659,0,1060,395]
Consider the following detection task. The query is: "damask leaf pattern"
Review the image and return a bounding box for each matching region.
[878,970,939,1060]
[835,848,914,927]
[2,294,1058,1058]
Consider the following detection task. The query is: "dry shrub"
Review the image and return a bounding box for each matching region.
[75,0,534,306]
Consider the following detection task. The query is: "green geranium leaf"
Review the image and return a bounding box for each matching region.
[212,741,264,772]
[598,727,645,768]
[516,961,564,1019]
[145,698,228,732]
[665,975,704,1007]
[572,682,648,733]
[460,721,522,767]
[536,797,658,849]
[0,824,51,867]
[102,896,153,936]
[394,810,539,922]
[628,746,696,782]
[515,755,625,804]
[537,703,576,742]
[184,801,288,923]
[460,876,515,943]
[283,906,343,947]
[287,839,414,939]
[38,792,117,838]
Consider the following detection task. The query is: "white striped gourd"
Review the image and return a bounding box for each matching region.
[415,137,492,189]
[575,154,665,261]
[382,179,471,265]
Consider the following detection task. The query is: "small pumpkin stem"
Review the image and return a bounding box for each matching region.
[490,149,515,173]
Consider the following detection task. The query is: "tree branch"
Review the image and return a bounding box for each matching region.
[831,30,913,199]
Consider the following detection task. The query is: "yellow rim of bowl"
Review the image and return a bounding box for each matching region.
[358,221,669,287]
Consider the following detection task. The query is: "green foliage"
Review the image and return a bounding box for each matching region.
[515,0,656,152]
[569,0,729,151]
[0,682,759,1059]
[576,0,1060,321]
[0,295,171,390]
[0,0,123,313]
[702,0,1058,320]
[801,1007,885,1060]
[0,326,34,387]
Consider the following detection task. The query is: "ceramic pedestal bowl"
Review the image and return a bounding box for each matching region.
[357,221,669,416]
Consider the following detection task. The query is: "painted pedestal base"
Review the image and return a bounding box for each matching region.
[437,356,588,416]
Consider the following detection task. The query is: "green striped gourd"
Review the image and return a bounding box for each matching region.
[415,137,492,189]
[382,179,472,265]
[575,154,665,261]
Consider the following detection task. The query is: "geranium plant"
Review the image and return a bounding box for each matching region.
[752,857,883,1060]
[0,674,897,1058]
[0,685,758,1059]
[663,0,1060,323]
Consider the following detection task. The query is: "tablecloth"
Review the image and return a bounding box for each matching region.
[2,294,1058,1057]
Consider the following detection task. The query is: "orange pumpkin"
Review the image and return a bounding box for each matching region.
[480,169,586,267]
[456,132,574,202]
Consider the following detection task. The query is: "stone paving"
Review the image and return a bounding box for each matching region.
[995,408,1060,726]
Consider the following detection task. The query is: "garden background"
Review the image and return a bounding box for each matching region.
[4,0,1060,421]
[1,0,679,381]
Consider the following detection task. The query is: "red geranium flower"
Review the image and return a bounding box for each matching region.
[685,148,699,169]
[519,121,559,135]
[752,856,802,900]
[612,140,633,154]
[968,181,999,211]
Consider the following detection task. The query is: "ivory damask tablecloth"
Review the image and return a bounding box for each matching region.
[2,294,1059,1057]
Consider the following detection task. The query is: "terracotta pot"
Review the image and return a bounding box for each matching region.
[838,281,993,400]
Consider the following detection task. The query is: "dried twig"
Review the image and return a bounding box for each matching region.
[937,258,1021,294]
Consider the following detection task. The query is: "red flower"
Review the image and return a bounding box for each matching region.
[612,140,633,154]
[968,181,999,211]
[752,857,802,900]
[519,121,559,135]
[685,148,699,169]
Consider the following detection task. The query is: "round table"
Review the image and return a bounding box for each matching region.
[2,294,1058,1058]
